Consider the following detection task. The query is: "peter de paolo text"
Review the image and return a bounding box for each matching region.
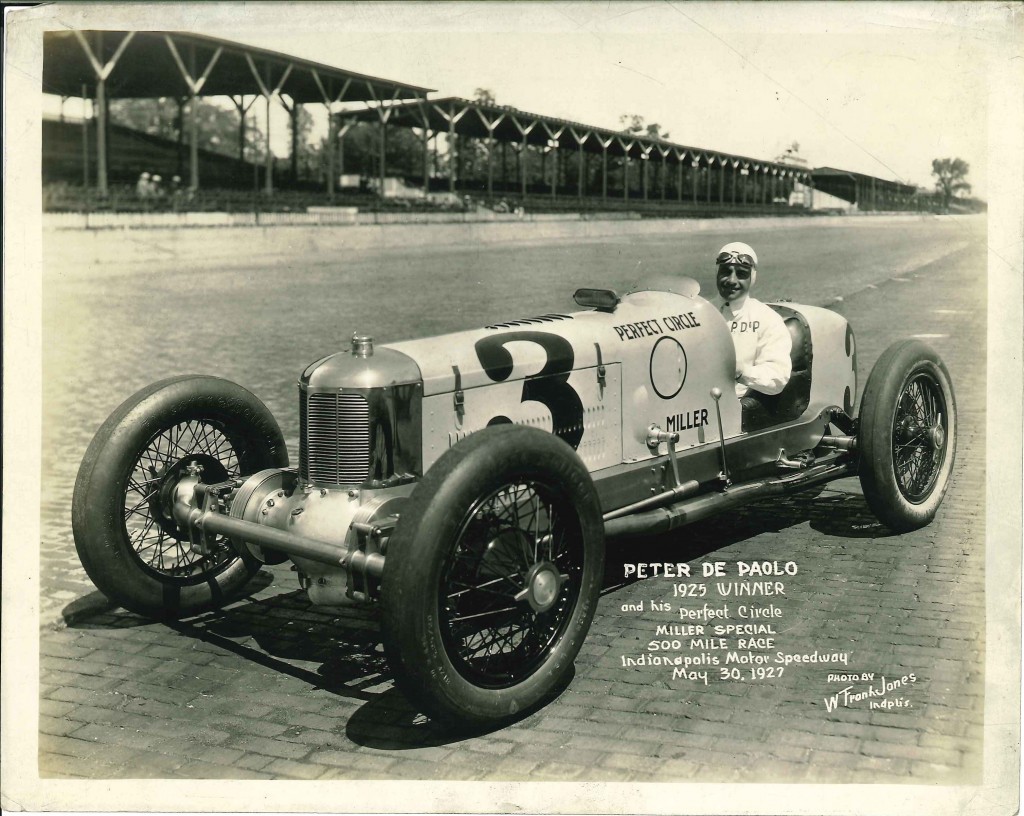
[617,561,851,685]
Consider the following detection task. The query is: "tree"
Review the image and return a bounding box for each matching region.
[474,88,497,107]
[618,113,669,141]
[109,97,266,161]
[931,158,971,211]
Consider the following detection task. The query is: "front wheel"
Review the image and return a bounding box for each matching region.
[72,375,289,618]
[381,426,604,729]
[858,340,956,532]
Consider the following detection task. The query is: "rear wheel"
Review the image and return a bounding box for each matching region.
[858,340,956,531]
[72,375,289,618]
[381,426,604,729]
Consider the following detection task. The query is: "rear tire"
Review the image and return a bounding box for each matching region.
[858,340,956,532]
[72,375,289,618]
[381,426,604,729]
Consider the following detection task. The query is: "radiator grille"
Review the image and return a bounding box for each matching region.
[300,391,371,485]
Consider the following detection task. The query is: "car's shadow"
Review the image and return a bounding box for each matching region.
[62,484,887,749]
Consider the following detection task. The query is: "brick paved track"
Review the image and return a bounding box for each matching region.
[38,216,986,782]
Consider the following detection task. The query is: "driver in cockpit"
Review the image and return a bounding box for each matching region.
[712,242,792,399]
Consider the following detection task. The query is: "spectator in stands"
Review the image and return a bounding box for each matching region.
[712,241,791,398]
[151,175,164,199]
[170,176,183,211]
[136,172,152,200]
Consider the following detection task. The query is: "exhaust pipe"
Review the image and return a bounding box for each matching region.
[604,460,854,539]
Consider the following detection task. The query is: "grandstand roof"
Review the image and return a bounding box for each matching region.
[43,30,433,103]
[812,166,916,194]
[343,97,807,174]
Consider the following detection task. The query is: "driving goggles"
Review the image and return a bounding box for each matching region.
[715,250,755,269]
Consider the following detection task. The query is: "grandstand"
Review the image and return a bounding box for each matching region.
[42,29,942,218]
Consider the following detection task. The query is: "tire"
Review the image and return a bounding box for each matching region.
[72,375,289,618]
[858,340,956,532]
[381,425,604,729]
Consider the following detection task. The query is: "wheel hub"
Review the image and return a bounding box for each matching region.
[896,416,920,444]
[153,454,229,537]
[516,562,567,614]
[928,422,945,450]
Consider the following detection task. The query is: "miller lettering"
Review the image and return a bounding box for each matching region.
[666,408,709,432]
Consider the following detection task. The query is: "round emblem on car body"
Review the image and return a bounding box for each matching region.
[649,336,688,399]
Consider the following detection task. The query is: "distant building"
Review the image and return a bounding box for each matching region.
[775,141,809,169]
[775,142,815,208]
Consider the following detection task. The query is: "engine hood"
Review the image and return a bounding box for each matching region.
[384,289,717,396]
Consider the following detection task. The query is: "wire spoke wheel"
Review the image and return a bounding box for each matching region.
[125,419,241,583]
[891,374,948,503]
[381,425,603,728]
[440,480,582,688]
[858,340,956,532]
[73,375,288,618]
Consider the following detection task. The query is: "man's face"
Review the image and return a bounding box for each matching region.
[716,263,753,302]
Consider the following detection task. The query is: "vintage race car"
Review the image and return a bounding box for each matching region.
[72,278,956,728]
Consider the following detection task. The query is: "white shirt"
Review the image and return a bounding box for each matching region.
[715,295,792,397]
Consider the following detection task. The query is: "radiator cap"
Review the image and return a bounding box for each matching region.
[351,333,373,358]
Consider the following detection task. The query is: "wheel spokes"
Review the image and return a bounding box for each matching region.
[122,419,240,581]
[440,480,582,686]
[892,374,947,502]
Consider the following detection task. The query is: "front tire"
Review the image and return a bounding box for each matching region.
[72,375,289,618]
[858,340,956,532]
[381,426,604,729]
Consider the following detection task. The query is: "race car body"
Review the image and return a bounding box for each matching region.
[72,278,955,729]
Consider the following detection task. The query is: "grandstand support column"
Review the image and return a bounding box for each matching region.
[369,100,400,197]
[274,94,300,185]
[692,159,698,206]
[569,129,588,200]
[265,93,273,193]
[72,30,136,196]
[706,157,713,204]
[190,91,199,190]
[230,96,258,163]
[730,161,737,206]
[414,99,431,197]
[326,110,337,199]
[164,36,223,190]
[81,84,89,188]
[542,123,564,199]
[663,146,671,198]
[617,138,634,202]
[96,78,106,193]
[438,103,470,195]
[551,142,559,198]
[676,151,684,203]
[579,144,585,199]
[245,55,294,194]
[311,71,352,200]
[291,106,299,184]
[599,137,612,201]
[511,116,538,201]
[475,108,507,199]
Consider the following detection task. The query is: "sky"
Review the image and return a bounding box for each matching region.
[42,2,1018,199]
